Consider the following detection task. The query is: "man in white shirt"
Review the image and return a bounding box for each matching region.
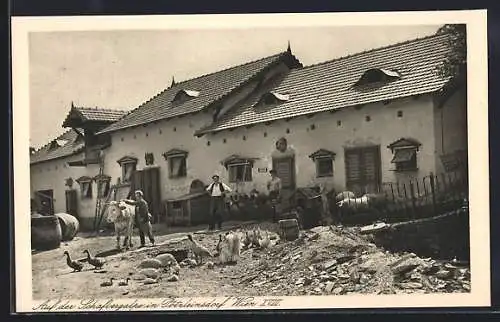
[267,169,282,222]
[206,174,232,230]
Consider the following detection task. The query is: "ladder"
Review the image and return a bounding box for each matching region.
[93,150,106,233]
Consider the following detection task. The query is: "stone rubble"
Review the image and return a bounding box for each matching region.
[232,225,470,296]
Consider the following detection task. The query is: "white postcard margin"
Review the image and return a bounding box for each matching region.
[11,10,490,312]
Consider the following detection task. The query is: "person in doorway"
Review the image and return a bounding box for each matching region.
[267,169,282,223]
[206,175,232,231]
[122,190,155,248]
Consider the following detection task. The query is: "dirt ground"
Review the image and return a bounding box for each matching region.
[32,221,470,299]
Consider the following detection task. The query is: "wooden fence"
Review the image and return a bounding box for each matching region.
[336,169,469,224]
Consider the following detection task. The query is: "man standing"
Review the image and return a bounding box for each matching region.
[122,190,155,248]
[206,174,232,231]
[267,169,282,223]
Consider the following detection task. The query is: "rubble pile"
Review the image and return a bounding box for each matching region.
[233,225,470,296]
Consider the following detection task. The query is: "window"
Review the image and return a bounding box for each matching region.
[222,154,256,183]
[387,138,421,172]
[168,156,187,178]
[228,163,253,182]
[172,89,200,104]
[94,174,111,198]
[76,176,93,199]
[116,156,138,184]
[309,149,336,178]
[392,148,418,171]
[255,92,290,108]
[163,149,189,179]
[354,68,401,87]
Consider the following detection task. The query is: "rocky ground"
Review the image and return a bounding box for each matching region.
[32,221,470,299]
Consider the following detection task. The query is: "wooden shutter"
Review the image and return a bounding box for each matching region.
[345,146,381,194]
[273,157,295,189]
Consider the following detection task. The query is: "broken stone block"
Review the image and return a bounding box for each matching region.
[399,282,423,289]
[332,287,343,295]
[325,282,335,293]
[359,259,379,273]
[392,263,420,276]
[304,277,313,286]
[359,274,370,284]
[435,270,453,279]
[336,255,355,264]
[167,275,179,282]
[322,259,337,270]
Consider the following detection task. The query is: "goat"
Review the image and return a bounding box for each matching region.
[106,200,135,250]
[218,232,241,264]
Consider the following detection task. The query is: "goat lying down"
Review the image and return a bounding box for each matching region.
[336,192,388,214]
[217,232,242,265]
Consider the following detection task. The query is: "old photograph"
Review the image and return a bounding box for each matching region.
[12,11,489,311]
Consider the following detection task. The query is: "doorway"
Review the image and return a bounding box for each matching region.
[36,189,54,215]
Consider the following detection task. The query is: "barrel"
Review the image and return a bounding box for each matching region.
[31,215,62,250]
[278,219,300,241]
[55,213,80,241]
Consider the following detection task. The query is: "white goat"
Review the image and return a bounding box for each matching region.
[106,200,135,250]
[218,232,241,264]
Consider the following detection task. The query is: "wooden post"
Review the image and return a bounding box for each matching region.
[409,180,417,218]
[430,172,437,216]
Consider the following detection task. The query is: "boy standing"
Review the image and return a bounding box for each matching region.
[122,190,155,247]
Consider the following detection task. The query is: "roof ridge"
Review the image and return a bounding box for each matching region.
[107,50,289,127]
[170,51,287,87]
[295,32,449,72]
[74,106,128,113]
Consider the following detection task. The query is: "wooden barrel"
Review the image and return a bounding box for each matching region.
[31,215,62,250]
[278,219,300,241]
[55,213,80,241]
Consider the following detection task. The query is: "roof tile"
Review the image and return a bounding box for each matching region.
[98,51,298,134]
[198,33,454,134]
[30,129,85,165]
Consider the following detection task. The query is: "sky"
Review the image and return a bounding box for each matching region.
[28,25,441,148]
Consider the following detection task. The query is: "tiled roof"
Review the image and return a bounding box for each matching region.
[197,33,454,135]
[62,106,128,127]
[30,128,85,165]
[98,51,300,134]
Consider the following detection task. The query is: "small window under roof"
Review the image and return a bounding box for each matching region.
[354,68,401,87]
[172,89,200,103]
[256,92,290,107]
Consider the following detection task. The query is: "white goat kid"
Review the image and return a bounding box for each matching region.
[218,232,242,264]
[106,200,135,250]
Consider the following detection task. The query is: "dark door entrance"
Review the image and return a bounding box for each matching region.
[65,189,79,218]
[344,146,382,195]
[272,156,296,208]
[132,167,163,223]
[36,189,54,215]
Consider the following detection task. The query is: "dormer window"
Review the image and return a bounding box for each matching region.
[387,138,421,172]
[117,155,138,183]
[172,89,200,104]
[255,92,290,108]
[309,149,336,177]
[354,68,401,87]
[163,149,188,179]
[49,138,68,150]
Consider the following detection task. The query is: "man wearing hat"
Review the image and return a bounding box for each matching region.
[122,190,155,248]
[267,169,282,222]
[206,174,232,230]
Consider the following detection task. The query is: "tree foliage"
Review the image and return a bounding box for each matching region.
[436,24,467,82]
